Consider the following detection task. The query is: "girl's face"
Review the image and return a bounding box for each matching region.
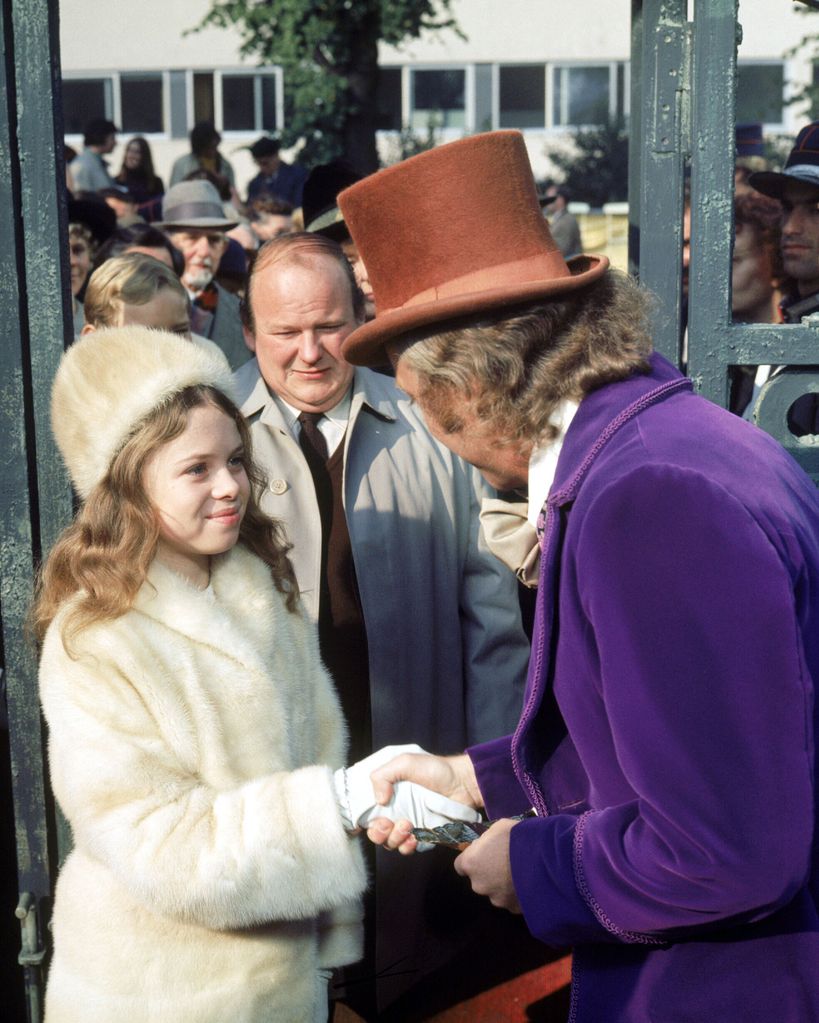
[124,142,143,170]
[142,403,250,588]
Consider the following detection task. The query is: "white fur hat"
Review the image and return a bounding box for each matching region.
[52,326,236,499]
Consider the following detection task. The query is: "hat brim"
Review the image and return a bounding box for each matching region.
[156,218,239,231]
[305,205,349,238]
[341,253,609,367]
[749,168,819,199]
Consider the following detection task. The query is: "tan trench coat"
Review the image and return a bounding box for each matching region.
[235,360,531,1009]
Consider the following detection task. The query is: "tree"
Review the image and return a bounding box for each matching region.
[194,0,460,172]
[545,118,629,210]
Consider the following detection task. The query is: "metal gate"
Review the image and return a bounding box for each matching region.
[633,0,819,481]
[0,1,817,1020]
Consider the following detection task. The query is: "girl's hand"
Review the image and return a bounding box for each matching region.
[366,817,418,855]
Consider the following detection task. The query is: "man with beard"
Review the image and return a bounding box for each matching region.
[158,180,248,369]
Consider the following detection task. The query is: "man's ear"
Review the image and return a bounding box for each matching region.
[242,324,257,353]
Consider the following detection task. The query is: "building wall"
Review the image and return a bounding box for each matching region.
[58,0,818,196]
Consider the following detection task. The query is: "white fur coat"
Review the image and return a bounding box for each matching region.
[39,545,367,1023]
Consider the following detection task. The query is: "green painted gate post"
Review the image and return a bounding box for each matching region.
[687,0,819,482]
[0,0,73,1019]
[633,0,819,482]
[634,0,689,365]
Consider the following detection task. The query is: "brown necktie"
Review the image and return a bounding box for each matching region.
[298,411,329,463]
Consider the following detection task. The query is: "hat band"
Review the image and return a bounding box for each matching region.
[162,201,227,223]
[399,251,570,310]
[784,165,819,186]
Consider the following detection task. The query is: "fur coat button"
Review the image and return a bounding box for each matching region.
[269,478,289,495]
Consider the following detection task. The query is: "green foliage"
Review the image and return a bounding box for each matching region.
[545,119,629,209]
[193,0,460,168]
[380,118,442,166]
[763,133,795,171]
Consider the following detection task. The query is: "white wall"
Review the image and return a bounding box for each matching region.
[60,0,240,70]
[378,0,631,63]
[58,0,816,192]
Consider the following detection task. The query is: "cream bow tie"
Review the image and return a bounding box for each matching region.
[480,497,541,588]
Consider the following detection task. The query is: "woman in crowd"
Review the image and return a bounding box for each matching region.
[116,136,164,218]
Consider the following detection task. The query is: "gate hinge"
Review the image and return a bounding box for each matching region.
[16,891,46,968]
[649,19,692,157]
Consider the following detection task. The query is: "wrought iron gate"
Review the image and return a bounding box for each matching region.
[0,1,816,1020]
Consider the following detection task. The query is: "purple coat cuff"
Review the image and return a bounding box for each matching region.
[510,814,611,946]
[467,735,531,819]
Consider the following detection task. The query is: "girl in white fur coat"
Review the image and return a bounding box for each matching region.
[32,327,368,1023]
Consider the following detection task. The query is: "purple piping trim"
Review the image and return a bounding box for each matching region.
[568,958,579,1023]
[510,511,553,816]
[551,377,691,505]
[572,811,666,945]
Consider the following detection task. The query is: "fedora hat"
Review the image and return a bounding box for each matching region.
[157,180,238,230]
[337,131,608,365]
[750,121,819,199]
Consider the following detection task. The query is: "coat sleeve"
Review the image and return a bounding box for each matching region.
[509,465,815,946]
[458,464,531,743]
[40,629,367,932]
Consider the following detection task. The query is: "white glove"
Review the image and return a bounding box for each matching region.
[333,744,481,836]
[358,780,482,831]
[334,744,427,830]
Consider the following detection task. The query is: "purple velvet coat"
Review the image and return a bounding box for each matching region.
[470,354,819,1022]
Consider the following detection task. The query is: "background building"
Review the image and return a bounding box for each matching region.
[59,0,814,195]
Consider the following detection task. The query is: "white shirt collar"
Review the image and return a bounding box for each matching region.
[527,399,579,529]
[275,388,353,456]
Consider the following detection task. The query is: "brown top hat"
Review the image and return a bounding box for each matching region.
[337,131,608,366]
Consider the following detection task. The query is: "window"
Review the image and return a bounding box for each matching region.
[120,75,164,134]
[736,63,784,126]
[222,73,278,132]
[62,78,112,135]
[411,69,465,130]
[210,72,280,133]
[222,75,256,131]
[499,66,545,129]
[552,66,610,127]
[63,74,164,136]
[376,68,402,131]
[193,72,215,125]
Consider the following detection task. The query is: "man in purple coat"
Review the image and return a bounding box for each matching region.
[334,131,819,1021]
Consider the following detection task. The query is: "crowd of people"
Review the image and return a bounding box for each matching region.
[34,117,819,1022]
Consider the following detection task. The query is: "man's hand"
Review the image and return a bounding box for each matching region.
[370,752,483,810]
[453,818,521,913]
[365,751,484,855]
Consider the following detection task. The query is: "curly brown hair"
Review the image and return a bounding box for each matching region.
[32,385,298,649]
[394,270,653,446]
